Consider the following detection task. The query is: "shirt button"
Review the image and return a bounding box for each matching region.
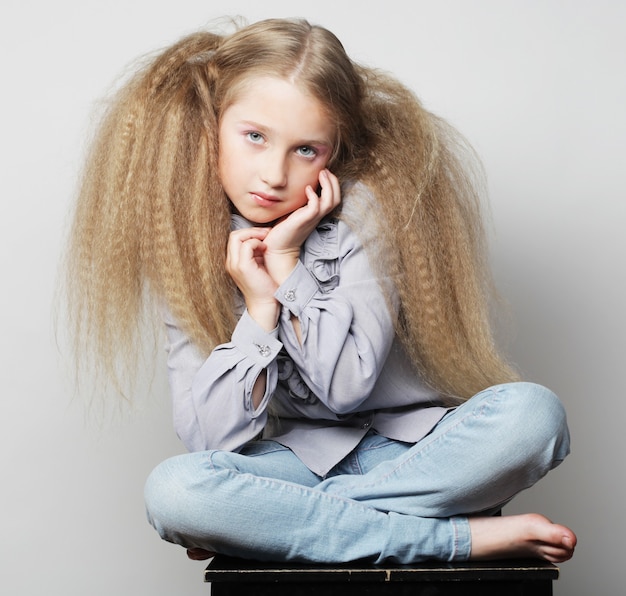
[284,289,296,302]
[254,343,271,357]
[362,421,371,429]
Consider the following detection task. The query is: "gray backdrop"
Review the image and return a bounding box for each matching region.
[2,1,623,594]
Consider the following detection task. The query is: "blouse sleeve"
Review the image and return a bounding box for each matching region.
[164,308,282,453]
[274,187,398,415]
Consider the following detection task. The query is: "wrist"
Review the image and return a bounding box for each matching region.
[264,250,300,285]
[247,300,280,332]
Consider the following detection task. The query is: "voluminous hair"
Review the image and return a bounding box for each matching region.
[64,17,518,403]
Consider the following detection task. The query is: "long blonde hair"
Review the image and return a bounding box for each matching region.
[65,17,518,402]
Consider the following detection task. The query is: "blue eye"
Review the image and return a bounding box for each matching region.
[247,132,264,144]
[297,146,317,158]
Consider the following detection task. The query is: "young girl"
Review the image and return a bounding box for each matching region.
[66,17,576,564]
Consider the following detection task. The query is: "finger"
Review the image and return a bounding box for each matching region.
[242,237,266,261]
[230,227,270,244]
[326,169,342,206]
[228,228,268,256]
[227,234,265,274]
[318,169,336,205]
[318,169,341,212]
[304,183,321,206]
[235,237,265,264]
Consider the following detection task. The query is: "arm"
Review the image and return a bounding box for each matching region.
[262,169,342,344]
[164,307,282,453]
[224,226,281,409]
[275,211,398,415]
[258,178,397,415]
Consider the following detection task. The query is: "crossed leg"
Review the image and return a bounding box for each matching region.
[147,383,577,563]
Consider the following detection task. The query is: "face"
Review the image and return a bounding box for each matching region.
[218,76,336,225]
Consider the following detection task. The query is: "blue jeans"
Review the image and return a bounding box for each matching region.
[144,382,570,563]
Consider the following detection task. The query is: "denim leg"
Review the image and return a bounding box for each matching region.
[145,439,465,563]
[144,382,569,564]
[318,382,570,517]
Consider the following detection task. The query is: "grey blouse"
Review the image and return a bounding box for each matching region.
[164,183,448,477]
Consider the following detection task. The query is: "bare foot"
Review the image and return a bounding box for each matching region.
[186,547,216,561]
[469,513,576,563]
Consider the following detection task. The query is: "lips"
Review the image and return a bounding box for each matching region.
[251,192,281,207]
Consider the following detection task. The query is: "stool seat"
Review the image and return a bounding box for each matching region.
[205,555,559,595]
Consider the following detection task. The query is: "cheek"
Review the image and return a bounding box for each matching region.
[291,173,317,199]
[217,145,236,189]
[216,159,228,192]
[216,129,234,183]
[306,168,325,193]
[296,162,324,186]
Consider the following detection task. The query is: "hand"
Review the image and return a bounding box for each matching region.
[225,227,280,331]
[263,169,341,284]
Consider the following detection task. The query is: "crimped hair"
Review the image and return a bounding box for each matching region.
[65,17,518,402]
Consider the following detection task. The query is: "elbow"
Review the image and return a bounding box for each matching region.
[173,418,206,453]
[323,378,375,415]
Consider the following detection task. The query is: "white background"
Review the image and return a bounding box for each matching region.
[1,1,624,594]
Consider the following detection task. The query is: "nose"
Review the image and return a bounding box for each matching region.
[260,150,288,188]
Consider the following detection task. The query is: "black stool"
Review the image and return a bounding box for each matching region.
[205,555,559,595]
